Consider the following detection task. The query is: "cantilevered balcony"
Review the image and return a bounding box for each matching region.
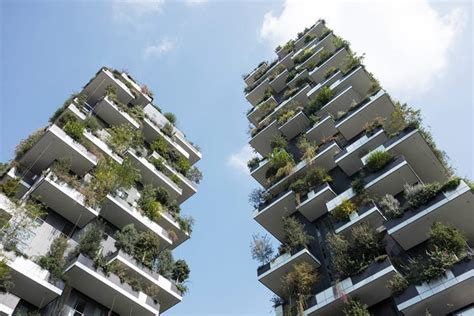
[279,111,311,140]
[101,194,173,251]
[92,96,140,129]
[82,68,135,106]
[250,157,270,188]
[29,170,99,228]
[305,257,397,316]
[383,127,448,183]
[83,130,123,164]
[294,20,327,50]
[296,32,336,60]
[253,190,296,243]
[334,128,388,176]
[307,69,343,100]
[244,62,268,87]
[386,180,474,250]
[126,149,183,202]
[269,69,290,93]
[156,212,190,248]
[287,69,311,89]
[173,130,202,165]
[247,96,278,126]
[3,251,63,309]
[267,141,340,196]
[0,293,20,316]
[305,115,338,146]
[107,250,182,312]
[395,258,474,316]
[120,72,153,106]
[309,48,350,84]
[3,167,36,198]
[334,202,386,236]
[327,156,420,212]
[249,120,281,157]
[297,183,336,221]
[335,90,395,141]
[18,124,98,177]
[246,78,270,107]
[64,254,160,316]
[257,248,320,297]
[142,119,190,161]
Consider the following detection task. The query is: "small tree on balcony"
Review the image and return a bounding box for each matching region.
[282,262,319,316]
[115,224,139,255]
[172,259,190,283]
[106,124,144,155]
[250,233,274,265]
[280,217,313,254]
[77,221,104,259]
[38,235,68,281]
[0,258,13,293]
[157,249,174,279]
[343,298,370,316]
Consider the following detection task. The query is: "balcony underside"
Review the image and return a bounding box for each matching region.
[142,118,190,160]
[269,70,289,93]
[279,111,311,140]
[249,121,280,157]
[83,68,135,106]
[305,115,337,145]
[298,184,336,221]
[93,97,140,129]
[309,48,349,84]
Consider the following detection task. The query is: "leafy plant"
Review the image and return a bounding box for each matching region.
[38,235,68,281]
[15,129,46,159]
[282,262,319,316]
[318,50,331,65]
[388,273,409,295]
[63,120,85,141]
[343,299,370,316]
[341,52,364,74]
[247,157,260,170]
[250,233,274,265]
[351,178,365,196]
[84,116,100,133]
[106,124,143,155]
[248,188,272,209]
[265,149,295,184]
[0,178,20,199]
[306,86,333,116]
[77,221,104,259]
[172,259,190,283]
[157,249,174,278]
[151,136,169,157]
[164,112,177,125]
[174,157,190,175]
[440,177,461,192]
[280,217,313,254]
[294,48,314,64]
[162,122,174,138]
[270,134,288,150]
[333,198,357,222]
[428,222,467,258]
[115,224,139,255]
[137,185,163,222]
[177,215,194,234]
[277,109,296,125]
[187,166,203,184]
[404,183,441,209]
[365,150,393,173]
[297,136,318,163]
[0,259,13,293]
[378,194,402,219]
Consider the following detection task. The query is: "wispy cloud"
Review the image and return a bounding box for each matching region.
[144,38,177,58]
[113,0,165,23]
[227,145,255,175]
[260,0,467,98]
[184,0,208,5]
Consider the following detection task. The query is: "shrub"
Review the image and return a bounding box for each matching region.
[247,157,260,170]
[343,299,370,316]
[162,122,174,138]
[172,259,190,283]
[297,137,318,162]
[282,262,319,316]
[333,199,357,221]
[107,124,143,155]
[135,231,161,267]
[170,174,180,185]
[63,120,85,141]
[138,185,163,222]
[177,216,194,234]
[115,224,139,255]
[265,149,295,184]
[351,178,365,196]
[174,157,190,176]
[38,235,68,281]
[250,233,274,265]
[428,222,467,257]
[248,188,272,209]
[157,249,174,278]
[280,217,313,254]
[187,166,203,184]
[404,183,441,209]
[164,112,177,125]
[150,157,165,172]
[388,273,409,295]
[365,150,393,173]
[0,179,20,198]
[378,194,402,219]
[440,177,461,192]
[15,129,45,159]
[318,50,331,65]
[77,222,104,259]
[290,179,307,195]
[0,259,13,293]
[306,86,333,116]
[270,134,287,150]
[151,136,169,157]
[84,116,100,133]
[294,48,314,64]
[341,52,364,74]
[277,109,296,125]
[420,246,457,283]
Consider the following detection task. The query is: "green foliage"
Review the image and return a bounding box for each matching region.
[115,224,161,269]
[63,120,85,141]
[297,136,318,162]
[306,86,333,116]
[151,136,169,157]
[327,223,385,278]
[77,222,104,259]
[83,116,100,133]
[172,259,190,283]
[0,178,20,198]
[318,50,331,65]
[294,48,314,64]
[265,149,295,184]
[0,163,8,178]
[106,124,143,155]
[440,177,461,192]
[15,129,45,159]
[248,188,272,209]
[404,183,441,209]
[378,194,402,219]
[170,174,181,185]
[115,224,139,255]
[343,299,370,316]
[365,150,393,173]
[174,157,190,175]
[247,157,260,170]
[333,36,350,50]
[388,273,409,295]
[282,262,319,316]
[428,222,467,258]
[157,249,174,278]
[280,217,313,254]
[250,233,274,265]
[351,178,366,196]
[420,247,458,282]
[38,235,68,281]
[270,134,288,150]
[0,259,13,293]
[289,168,332,197]
[137,185,163,222]
[150,157,165,172]
[277,109,296,125]
[177,215,194,234]
[341,52,364,74]
[162,122,175,138]
[164,112,177,125]
[333,199,357,222]
[186,166,203,184]
[278,39,295,54]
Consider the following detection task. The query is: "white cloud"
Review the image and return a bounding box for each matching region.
[185,0,208,5]
[260,0,467,98]
[113,0,165,23]
[227,145,255,174]
[144,38,177,58]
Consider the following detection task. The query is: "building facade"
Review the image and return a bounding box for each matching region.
[245,20,473,315]
[0,67,202,315]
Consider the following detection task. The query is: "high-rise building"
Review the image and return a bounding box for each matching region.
[245,20,473,316]
[0,67,202,315]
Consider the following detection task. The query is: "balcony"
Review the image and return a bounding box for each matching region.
[18,124,98,177]
[278,111,311,140]
[247,96,278,126]
[297,183,337,221]
[29,170,99,228]
[249,120,280,157]
[307,69,343,100]
[100,194,173,251]
[395,258,474,316]
[327,156,420,212]
[267,141,341,196]
[107,250,182,312]
[83,68,135,106]
[305,257,397,316]
[253,190,296,243]
[244,62,268,87]
[0,293,20,315]
[173,131,202,165]
[334,202,386,236]
[305,115,338,145]
[83,130,123,164]
[309,48,350,84]
[245,78,270,107]
[125,149,183,202]
[120,72,153,106]
[92,96,140,129]
[334,128,388,176]
[3,251,63,309]
[383,127,448,184]
[257,248,320,297]
[156,212,190,248]
[294,20,327,50]
[64,254,160,316]
[269,69,290,93]
[3,167,36,198]
[295,32,336,61]
[386,180,474,250]
[142,118,190,161]
[335,90,395,141]
[287,70,311,89]
[250,158,270,188]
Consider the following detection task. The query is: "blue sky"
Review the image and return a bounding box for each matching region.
[0,1,472,315]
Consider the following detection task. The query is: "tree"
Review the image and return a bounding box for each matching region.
[106,124,143,155]
[38,235,68,281]
[250,234,274,265]
[172,260,190,283]
[157,249,174,278]
[0,259,13,293]
[115,224,139,255]
[78,222,104,259]
[282,262,319,316]
[135,231,160,268]
[280,217,313,254]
